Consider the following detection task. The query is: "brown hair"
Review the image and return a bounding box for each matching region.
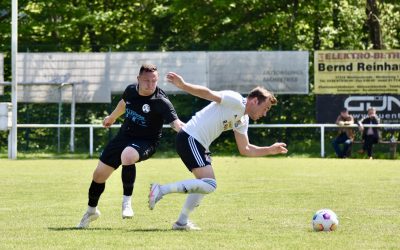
[248,86,277,105]
[139,64,157,75]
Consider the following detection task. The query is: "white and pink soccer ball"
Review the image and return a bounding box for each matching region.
[312,209,339,232]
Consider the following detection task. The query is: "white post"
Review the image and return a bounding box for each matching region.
[10,0,18,159]
[320,125,325,157]
[89,126,93,157]
[57,85,62,153]
[8,131,12,159]
[70,83,75,152]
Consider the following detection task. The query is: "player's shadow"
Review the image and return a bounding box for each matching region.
[48,227,170,232]
[48,227,114,231]
[127,228,171,232]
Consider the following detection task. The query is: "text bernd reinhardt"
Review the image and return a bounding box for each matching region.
[318,62,400,72]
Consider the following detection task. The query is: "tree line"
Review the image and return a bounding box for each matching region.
[0,0,399,157]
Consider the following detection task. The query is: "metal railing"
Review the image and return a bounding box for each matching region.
[7,123,399,158]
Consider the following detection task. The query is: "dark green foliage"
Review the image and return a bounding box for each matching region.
[0,0,399,157]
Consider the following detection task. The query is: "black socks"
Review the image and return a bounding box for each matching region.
[121,164,136,196]
[87,164,136,207]
[88,180,105,207]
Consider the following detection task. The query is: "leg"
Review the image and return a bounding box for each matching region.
[120,147,140,219]
[77,160,115,228]
[157,166,216,195]
[149,130,215,230]
[149,165,217,231]
[343,140,352,158]
[365,136,374,158]
[149,169,216,231]
[90,160,115,206]
[332,133,347,158]
[332,137,341,157]
[172,194,205,231]
[173,166,215,229]
[362,139,367,152]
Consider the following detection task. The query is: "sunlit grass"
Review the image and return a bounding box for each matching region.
[0,157,399,249]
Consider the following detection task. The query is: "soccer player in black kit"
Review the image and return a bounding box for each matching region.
[77,64,184,228]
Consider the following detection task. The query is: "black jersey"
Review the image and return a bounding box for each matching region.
[119,84,178,140]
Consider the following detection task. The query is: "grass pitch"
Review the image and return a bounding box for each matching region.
[0,157,399,250]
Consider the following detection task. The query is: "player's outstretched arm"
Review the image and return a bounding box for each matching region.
[166,72,222,103]
[103,99,126,128]
[170,119,185,133]
[234,131,288,157]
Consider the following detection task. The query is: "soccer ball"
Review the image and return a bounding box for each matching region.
[312,209,339,232]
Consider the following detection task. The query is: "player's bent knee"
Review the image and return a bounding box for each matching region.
[121,147,139,165]
[201,178,217,193]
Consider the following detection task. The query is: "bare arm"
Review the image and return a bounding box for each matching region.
[335,115,345,126]
[336,115,354,126]
[234,131,288,157]
[343,115,354,125]
[170,119,185,133]
[357,117,365,132]
[335,115,341,125]
[103,99,126,128]
[166,72,222,103]
[346,115,354,125]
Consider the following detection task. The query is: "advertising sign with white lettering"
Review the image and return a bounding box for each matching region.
[316,95,400,125]
[314,50,400,94]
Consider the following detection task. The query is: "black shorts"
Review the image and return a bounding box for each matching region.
[99,133,158,169]
[176,130,212,171]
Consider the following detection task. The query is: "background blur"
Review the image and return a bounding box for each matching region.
[0,0,399,158]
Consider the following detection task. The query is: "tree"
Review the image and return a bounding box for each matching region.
[1,0,399,155]
[366,0,383,49]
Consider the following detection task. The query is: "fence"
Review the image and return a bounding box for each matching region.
[6,123,400,158]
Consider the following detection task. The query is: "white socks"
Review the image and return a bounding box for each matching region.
[158,178,217,226]
[122,195,131,204]
[87,206,97,213]
[159,178,217,195]
[177,193,205,225]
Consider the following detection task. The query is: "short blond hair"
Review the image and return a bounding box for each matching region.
[248,86,277,105]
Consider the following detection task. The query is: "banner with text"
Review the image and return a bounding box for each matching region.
[314,50,400,94]
[316,95,400,125]
[208,51,309,94]
[16,51,309,103]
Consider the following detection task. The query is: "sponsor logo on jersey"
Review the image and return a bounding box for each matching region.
[126,108,147,127]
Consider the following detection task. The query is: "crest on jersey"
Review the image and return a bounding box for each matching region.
[234,116,245,128]
[142,104,151,113]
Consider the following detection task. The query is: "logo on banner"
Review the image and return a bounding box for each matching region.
[344,96,400,112]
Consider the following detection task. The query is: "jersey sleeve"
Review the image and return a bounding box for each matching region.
[220,91,245,109]
[160,97,179,124]
[121,85,131,102]
[233,115,249,134]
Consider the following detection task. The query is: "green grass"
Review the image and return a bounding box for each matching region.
[0,157,399,249]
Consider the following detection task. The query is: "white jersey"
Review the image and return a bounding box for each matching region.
[182,90,249,150]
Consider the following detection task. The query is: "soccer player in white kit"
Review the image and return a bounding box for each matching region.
[148,72,288,230]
